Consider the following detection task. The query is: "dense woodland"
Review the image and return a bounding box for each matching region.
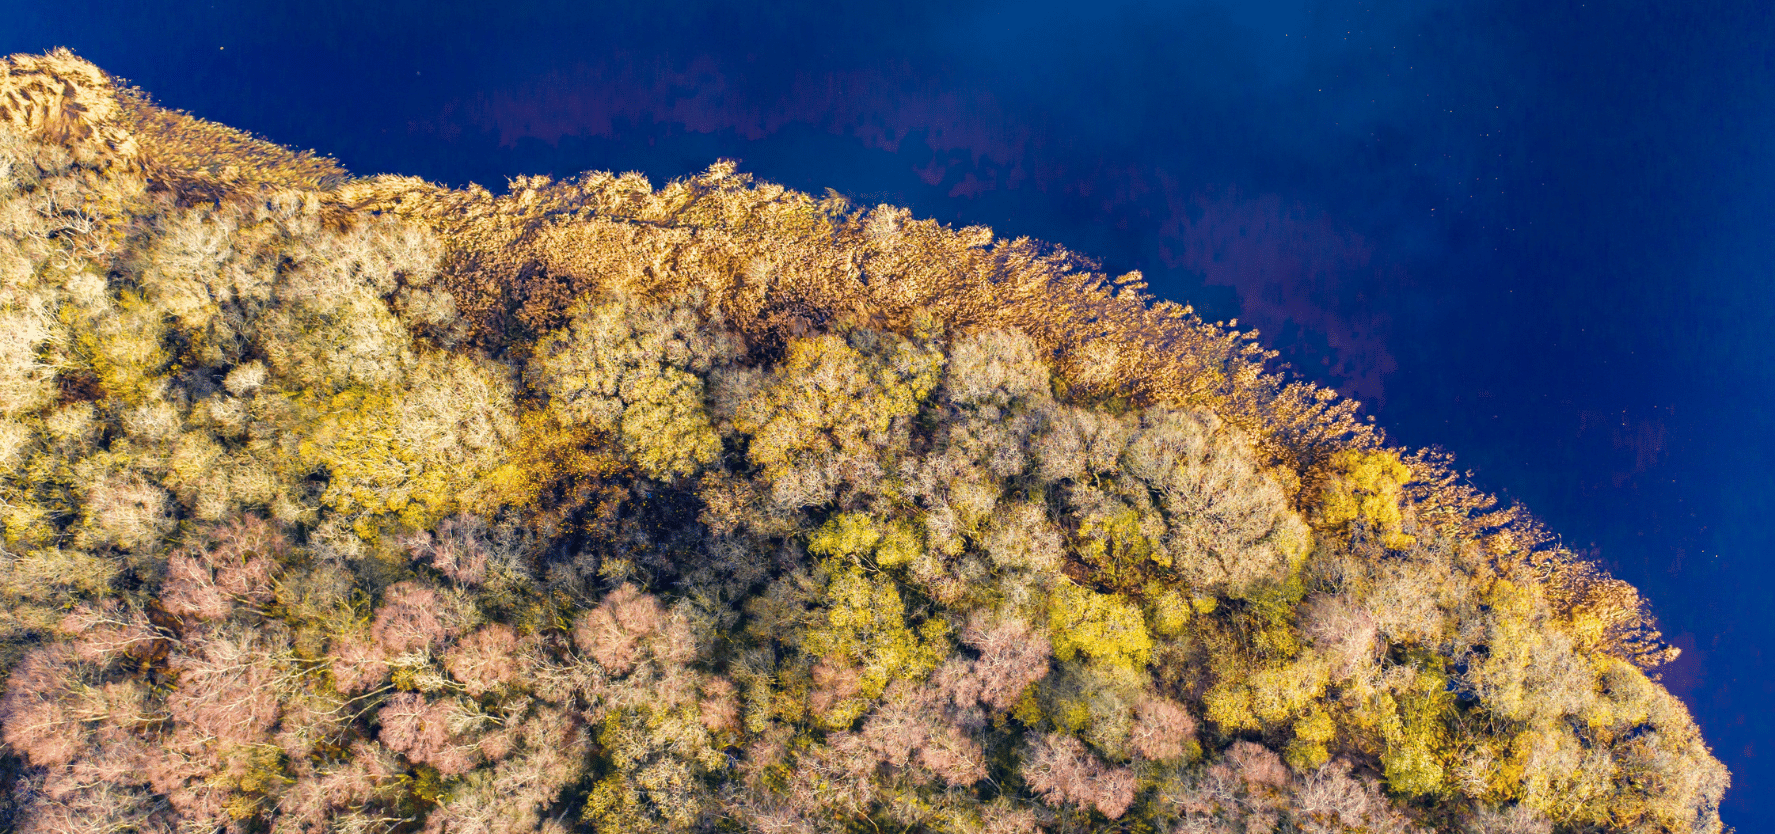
[0,49,1729,833]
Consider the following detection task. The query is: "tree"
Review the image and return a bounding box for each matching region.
[529,292,736,481]
[731,331,941,507]
[1021,733,1138,820]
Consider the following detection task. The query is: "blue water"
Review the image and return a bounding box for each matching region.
[11,0,1774,825]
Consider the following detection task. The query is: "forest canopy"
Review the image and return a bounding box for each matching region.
[0,49,1728,834]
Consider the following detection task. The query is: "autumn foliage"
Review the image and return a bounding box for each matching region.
[0,49,1727,833]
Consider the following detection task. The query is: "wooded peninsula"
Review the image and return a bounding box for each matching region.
[0,50,1728,833]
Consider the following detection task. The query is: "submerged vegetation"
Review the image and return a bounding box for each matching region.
[0,49,1727,833]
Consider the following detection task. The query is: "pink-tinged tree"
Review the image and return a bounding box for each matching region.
[6,773,171,834]
[150,621,303,825]
[436,707,589,834]
[1129,695,1197,762]
[807,658,864,725]
[1293,759,1423,834]
[1226,740,1291,789]
[376,692,483,776]
[372,581,468,657]
[915,718,988,787]
[959,612,1052,711]
[929,656,984,714]
[860,681,929,769]
[329,629,391,696]
[698,676,741,734]
[853,680,989,788]
[573,582,659,674]
[782,733,880,821]
[1298,592,1380,681]
[1021,733,1139,820]
[3,615,300,831]
[274,740,411,833]
[0,644,89,770]
[572,583,694,675]
[978,801,1043,834]
[162,623,295,749]
[444,623,521,697]
[57,600,164,664]
[402,514,497,586]
[160,551,233,621]
[191,514,286,599]
[722,791,819,834]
